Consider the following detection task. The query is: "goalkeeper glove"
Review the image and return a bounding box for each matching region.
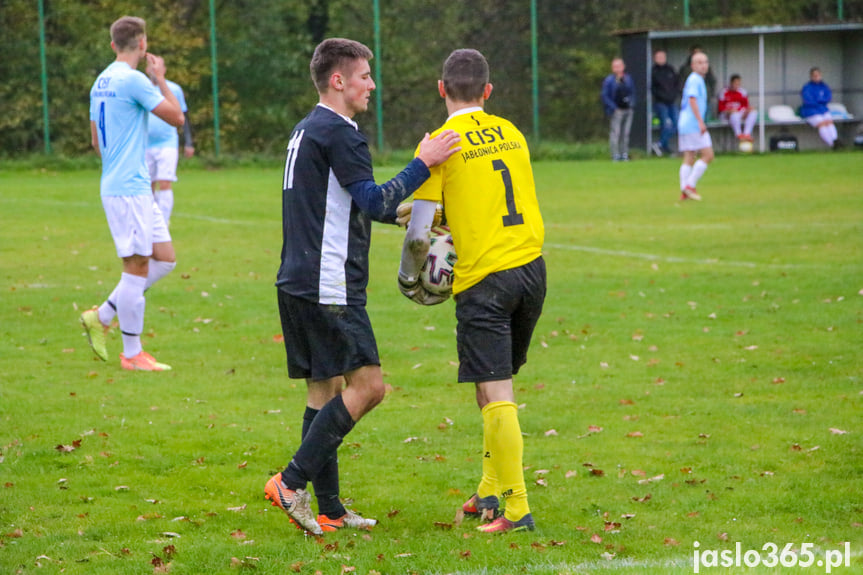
[395,202,444,228]
[397,272,449,306]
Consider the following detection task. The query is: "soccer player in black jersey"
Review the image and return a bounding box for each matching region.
[264,38,460,535]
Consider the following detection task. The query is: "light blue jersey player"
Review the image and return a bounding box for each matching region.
[678,72,708,136]
[147,80,186,149]
[146,78,194,226]
[81,16,185,372]
[676,51,714,201]
[90,61,165,197]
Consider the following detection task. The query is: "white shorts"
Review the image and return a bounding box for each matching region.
[146,147,179,183]
[805,113,833,128]
[678,131,713,152]
[102,195,171,258]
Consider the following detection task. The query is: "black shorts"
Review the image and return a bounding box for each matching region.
[277,288,380,380]
[454,256,546,383]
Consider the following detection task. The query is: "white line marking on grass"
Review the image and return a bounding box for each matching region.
[544,243,806,269]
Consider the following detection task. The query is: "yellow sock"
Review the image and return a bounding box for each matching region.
[476,409,499,500]
[482,401,530,521]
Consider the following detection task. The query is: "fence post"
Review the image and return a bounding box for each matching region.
[373,0,384,151]
[531,0,540,142]
[209,0,221,157]
[38,0,52,154]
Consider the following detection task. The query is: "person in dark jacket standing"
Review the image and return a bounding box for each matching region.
[601,58,635,161]
[651,50,678,156]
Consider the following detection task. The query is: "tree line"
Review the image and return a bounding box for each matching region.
[1,0,859,157]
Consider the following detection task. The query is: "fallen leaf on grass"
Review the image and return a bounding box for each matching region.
[434,522,452,530]
[626,431,644,438]
[687,511,700,518]
[590,469,605,477]
[459,550,472,558]
[772,377,785,384]
[829,428,849,435]
[717,532,729,541]
[341,565,356,573]
[631,469,646,477]
[152,556,171,573]
[55,439,83,453]
[5,528,23,538]
[604,521,621,532]
[387,509,400,518]
[632,494,652,503]
[621,513,636,519]
[664,538,680,546]
[272,334,284,343]
[565,470,577,479]
[590,534,602,544]
[230,529,246,540]
[544,429,558,436]
[535,478,547,487]
[601,551,616,560]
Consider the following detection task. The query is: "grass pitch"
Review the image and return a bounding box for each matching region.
[1,151,862,574]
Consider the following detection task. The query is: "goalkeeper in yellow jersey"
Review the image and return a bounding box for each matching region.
[398,48,546,533]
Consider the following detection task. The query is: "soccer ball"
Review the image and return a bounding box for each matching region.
[738,140,754,153]
[420,233,457,297]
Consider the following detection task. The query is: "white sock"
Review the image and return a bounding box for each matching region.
[679,163,693,191]
[686,159,709,189]
[99,259,174,324]
[116,272,147,358]
[818,124,836,146]
[729,113,742,137]
[99,286,119,325]
[146,259,176,290]
[744,112,757,136]
[155,189,174,226]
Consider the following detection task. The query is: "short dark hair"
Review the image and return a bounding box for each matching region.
[810,66,820,76]
[110,16,146,52]
[442,49,489,103]
[730,74,741,83]
[310,38,373,93]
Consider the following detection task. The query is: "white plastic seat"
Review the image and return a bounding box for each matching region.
[768,105,801,123]
[827,102,852,119]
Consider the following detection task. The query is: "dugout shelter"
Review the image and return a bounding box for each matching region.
[615,23,863,153]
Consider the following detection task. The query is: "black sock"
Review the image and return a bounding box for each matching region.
[302,406,346,519]
[282,394,355,493]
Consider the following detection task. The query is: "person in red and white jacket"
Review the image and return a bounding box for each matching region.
[718,74,757,141]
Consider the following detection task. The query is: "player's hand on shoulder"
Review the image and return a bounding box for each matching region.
[417,130,461,168]
[398,272,448,306]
